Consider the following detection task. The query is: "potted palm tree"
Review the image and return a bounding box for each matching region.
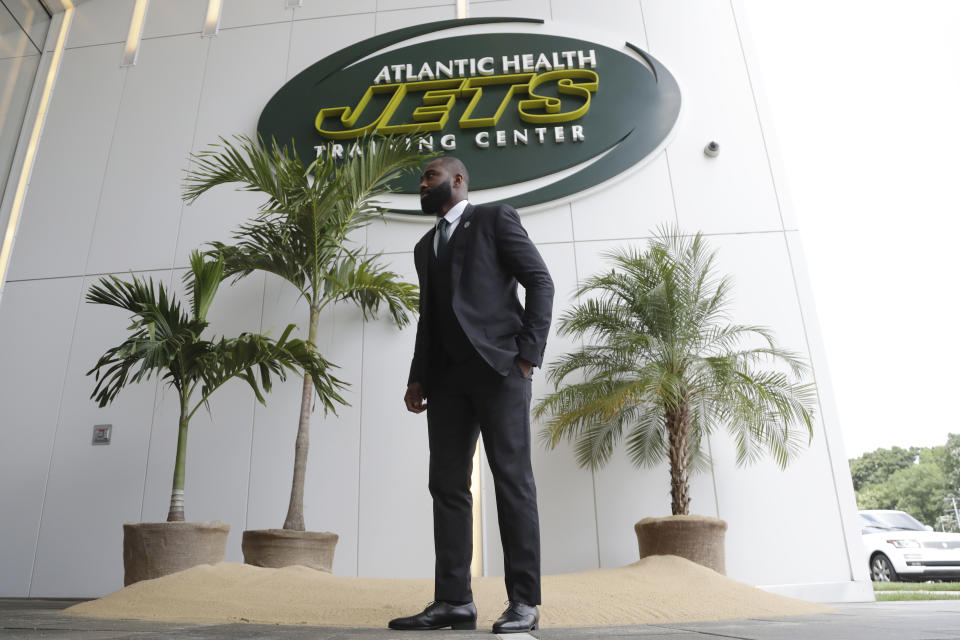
[534,226,818,574]
[181,135,424,572]
[87,251,342,585]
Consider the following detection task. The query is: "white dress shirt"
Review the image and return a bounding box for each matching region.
[433,199,469,256]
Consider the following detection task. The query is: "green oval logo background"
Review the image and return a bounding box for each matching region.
[258,18,681,213]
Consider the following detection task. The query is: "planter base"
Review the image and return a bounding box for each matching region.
[123,521,230,586]
[242,529,338,572]
[634,515,727,574]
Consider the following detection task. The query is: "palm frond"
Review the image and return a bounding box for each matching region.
[711,368,816,468]
[572,419,624,471]
[87,275,200,403]
[188,324,347,420]
[309,135,431,225]
[183,134,306,208]
[185,250,224,324]
[206,232,308,295]
[623,407,668,467]
[321,254,419,327]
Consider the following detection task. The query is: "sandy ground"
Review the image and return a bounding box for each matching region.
[65,555,828,628]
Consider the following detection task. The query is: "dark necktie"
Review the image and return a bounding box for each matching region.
[437,217,450,255]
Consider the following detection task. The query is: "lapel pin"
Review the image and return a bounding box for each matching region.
[464,221,471,229]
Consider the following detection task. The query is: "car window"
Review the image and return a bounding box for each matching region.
[859,514,890,533]
[860,511,926,531]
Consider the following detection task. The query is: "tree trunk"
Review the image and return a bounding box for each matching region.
[283,307,320,531]
[167,397,190,522]
[666,402,691,516]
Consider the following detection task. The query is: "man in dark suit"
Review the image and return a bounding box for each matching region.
[389,157,554,633]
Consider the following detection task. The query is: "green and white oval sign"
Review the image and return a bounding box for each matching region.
[258,18,681,213]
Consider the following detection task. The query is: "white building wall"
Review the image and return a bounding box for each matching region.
[0,0,872,601]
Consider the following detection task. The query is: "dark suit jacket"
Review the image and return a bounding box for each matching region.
[408,203,554,394]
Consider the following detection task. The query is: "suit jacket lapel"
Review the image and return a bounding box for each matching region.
[450,204,475,291]
[415,226,436,302]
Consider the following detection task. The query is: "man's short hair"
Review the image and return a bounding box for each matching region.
[437,156,469,187]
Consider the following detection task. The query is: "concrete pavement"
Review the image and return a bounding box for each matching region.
[3,598,960,639]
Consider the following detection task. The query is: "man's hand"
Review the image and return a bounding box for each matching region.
[405,382,427,413]
[517,357,533,379]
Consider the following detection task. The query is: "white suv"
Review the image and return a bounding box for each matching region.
[860,510,960,582]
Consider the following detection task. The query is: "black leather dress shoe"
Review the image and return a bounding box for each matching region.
[492,601,539,633]
[388,601,477,631]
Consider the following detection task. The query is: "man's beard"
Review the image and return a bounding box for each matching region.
[420,178,452,215]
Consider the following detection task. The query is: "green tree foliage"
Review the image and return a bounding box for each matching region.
[920,446,949,472]
[535,226,817,516]
[851,436,960,529]
[945,433,960,490]
[849,446,918,492]
[857,463,948,526]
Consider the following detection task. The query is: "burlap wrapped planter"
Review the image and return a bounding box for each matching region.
[242,529,338,572]
[122,521,230,586]
[634,515,728,574]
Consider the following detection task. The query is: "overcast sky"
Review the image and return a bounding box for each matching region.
[739,1,960,458]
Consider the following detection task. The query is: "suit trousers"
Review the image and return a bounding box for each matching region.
[426,354,542,605]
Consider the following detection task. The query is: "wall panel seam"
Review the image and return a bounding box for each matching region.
[369,229,795,257]
[217,18,319,36]
[726,0,787,233]
[283,8,295,79]
[356,207,372,577]
[706,431,720,519]
[6,265,190,283]
[574,229,786,243]
[66,40,126,51]
[637,0,650,50]
[237,274,266,535]
[284,10,377,30]
[0,52,42,62]
[661,150,680,226]
[137,366,163,523]
[571,231,603,569]
[356,318,366,577]
[377,3,458,14]
[27,276,84,596]
[142,31,201,42]
[244,272,270,531]
[78,65,128,277]
[170,36,212,272]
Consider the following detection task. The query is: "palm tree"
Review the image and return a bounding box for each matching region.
[181,135,424,531]
[535,226,818,515]
[87,251,342,522]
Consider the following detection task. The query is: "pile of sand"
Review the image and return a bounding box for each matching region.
[65,555,828,628]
